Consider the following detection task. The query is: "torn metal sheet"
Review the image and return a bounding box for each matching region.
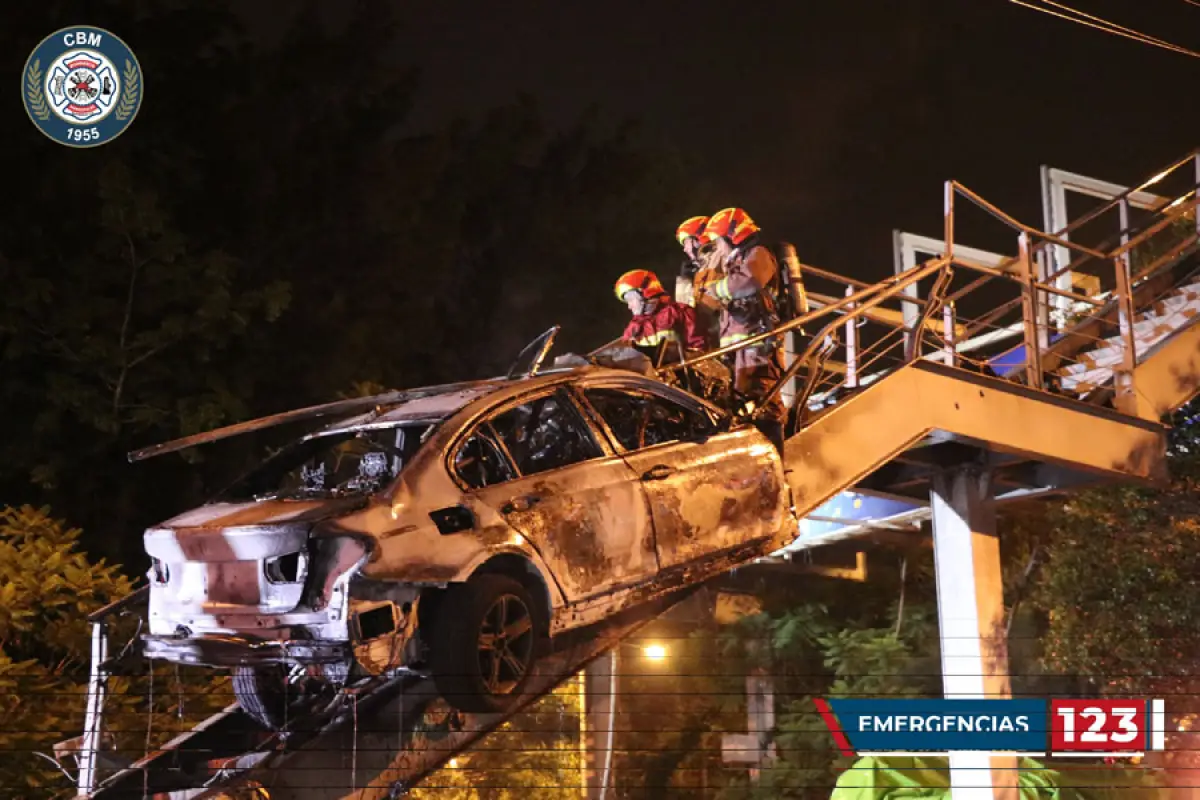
[126,378,508,463]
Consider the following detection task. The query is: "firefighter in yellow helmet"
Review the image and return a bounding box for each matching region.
[693,207,786,447]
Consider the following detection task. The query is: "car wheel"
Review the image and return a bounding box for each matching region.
[233,665,289,731]
[430,574,542,714]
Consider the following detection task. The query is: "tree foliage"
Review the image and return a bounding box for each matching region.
[0,505,132,794]
[0,505,229,795]
[709,569,941,800]
[1029,456,1200,697]
[0,0,712,572]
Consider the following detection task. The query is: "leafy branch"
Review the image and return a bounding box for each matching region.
[25,60,50,121]
[115,60,139,121]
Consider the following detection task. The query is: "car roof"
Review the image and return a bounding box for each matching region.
[314,383,505,435]
[310,363,705,439]
[309,364,608,437]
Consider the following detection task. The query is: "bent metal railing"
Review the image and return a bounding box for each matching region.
[659,148,1200,426]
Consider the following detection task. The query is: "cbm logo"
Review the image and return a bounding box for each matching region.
[22,26,143,148]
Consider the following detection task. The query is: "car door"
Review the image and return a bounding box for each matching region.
[449,386,659,602]
[578,384,788,573]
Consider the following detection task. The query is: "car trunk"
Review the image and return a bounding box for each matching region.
[144,497,365,617]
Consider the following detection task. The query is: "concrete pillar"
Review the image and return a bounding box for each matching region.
[930,467,1018,800]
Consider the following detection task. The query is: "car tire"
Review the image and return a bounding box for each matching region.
[233,665,289,731]
[429,574,542,714]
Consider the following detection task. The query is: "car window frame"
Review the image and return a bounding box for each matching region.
[448,422,519,492]
[446,384,612,492]
[571,380,725,456]
[216,419,441,504]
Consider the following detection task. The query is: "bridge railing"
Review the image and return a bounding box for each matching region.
[662,149,1200,425]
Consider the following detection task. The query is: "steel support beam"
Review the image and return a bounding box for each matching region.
[930,467,1017,800]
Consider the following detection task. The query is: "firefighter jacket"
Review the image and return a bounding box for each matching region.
[622,296,707,353]
[694,244,782,350]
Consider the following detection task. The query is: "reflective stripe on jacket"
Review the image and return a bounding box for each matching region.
[622,297,707,351]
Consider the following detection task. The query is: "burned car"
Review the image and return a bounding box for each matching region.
[137,344,795,725]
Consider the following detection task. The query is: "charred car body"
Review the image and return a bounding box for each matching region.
[136,339,796,725]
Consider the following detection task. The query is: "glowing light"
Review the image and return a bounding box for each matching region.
[1147,170,1170,186]
[643,643,667,661]
[448,758,459,769]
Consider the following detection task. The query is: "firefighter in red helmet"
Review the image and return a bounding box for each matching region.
[614,269,707,361]
[693,207,787,447]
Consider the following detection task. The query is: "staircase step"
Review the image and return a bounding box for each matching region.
[1140,291,1200,321]
[1059,302,1200,376]
[1060,365,1113,394]
[1060,346,1122,376]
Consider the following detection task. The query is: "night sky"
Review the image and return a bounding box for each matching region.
[370,0,1199,282]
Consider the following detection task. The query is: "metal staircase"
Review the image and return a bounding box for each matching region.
[59,149,1200,799]
[1059,278,1200,393]
[758,150,1200,551]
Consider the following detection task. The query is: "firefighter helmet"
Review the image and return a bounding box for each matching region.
[700,207,759,246]
[675,215,709,246]
[614,269,667,302]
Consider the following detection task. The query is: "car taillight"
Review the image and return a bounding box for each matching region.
[151,559,170,585]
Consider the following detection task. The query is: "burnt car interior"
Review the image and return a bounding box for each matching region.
[581,388,720,451]
[453,390,601,489]
[451,385,730,496]
[219,422,435,502]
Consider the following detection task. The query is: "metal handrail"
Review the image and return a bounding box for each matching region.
[1033,172,1198,286]
[1109,192,1199,260]
[662,256,950,377]
[659,151,1200,421]
[950,181,1109,260]
[1050,149,1197,241]
[752,257,952,413]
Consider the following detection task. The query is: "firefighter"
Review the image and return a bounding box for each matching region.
[693,207,787,448]
[675,215,720,346]
[675,215,709,275]
[614,269,707,361]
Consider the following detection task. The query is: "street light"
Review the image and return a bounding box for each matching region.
[642,643,668,662]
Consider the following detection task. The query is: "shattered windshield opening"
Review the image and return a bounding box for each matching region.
[219,423,435,502]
